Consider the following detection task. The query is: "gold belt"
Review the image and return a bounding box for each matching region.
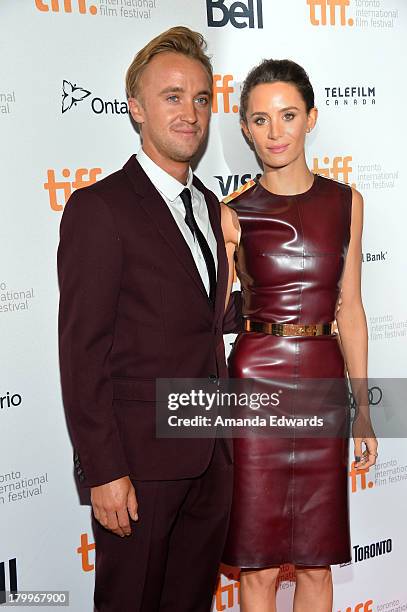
[244,319,335,337]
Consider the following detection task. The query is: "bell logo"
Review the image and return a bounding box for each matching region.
[337,600,373,612]
[34,0,97,15]
[207,0,263,28]
[77,533,95,572]
[349,461,374,493]
[0,558,18,605]
[307,0,354,26]
[212,75,239,114]
[312,156,354,186]
[44,168,102,211]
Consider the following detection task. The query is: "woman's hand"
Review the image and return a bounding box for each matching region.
[352,412,378,470]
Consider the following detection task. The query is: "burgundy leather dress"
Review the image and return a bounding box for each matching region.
[222,174,352,567]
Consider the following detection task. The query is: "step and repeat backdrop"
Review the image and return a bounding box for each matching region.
[1,1,406,610]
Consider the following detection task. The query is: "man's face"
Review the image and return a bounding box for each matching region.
[129,52,211,165]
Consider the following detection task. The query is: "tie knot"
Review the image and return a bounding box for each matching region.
[180,188,192,207]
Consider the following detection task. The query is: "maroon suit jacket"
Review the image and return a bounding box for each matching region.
[57,154,235,488]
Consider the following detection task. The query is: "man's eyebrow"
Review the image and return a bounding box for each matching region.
[159,86,185,95]
[158,86,211,96]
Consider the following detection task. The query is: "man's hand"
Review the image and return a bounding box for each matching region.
[91,476,138,537]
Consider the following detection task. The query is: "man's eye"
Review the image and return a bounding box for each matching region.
[283,112,295,121]
[167,95,179,103]
[195,97,209,105]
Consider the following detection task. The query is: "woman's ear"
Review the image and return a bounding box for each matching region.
[241,120,252,142]
[306,107,318,133]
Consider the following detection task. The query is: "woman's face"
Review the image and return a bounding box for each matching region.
[242,81,317,170]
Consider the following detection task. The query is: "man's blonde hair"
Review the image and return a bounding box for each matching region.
[125,26,213,99]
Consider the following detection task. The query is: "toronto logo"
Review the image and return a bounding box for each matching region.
[62,80,91,113]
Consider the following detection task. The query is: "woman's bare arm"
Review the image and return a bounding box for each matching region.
[336,188,378,469]
[220,203,240,311]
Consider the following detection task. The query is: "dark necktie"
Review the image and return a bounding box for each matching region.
[179,188,217,305]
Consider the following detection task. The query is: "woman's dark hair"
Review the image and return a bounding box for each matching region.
[240,59,315,122]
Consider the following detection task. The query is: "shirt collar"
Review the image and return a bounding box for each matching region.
[137,148,193,202]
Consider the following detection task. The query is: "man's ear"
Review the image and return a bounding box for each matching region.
[128,97,145,125]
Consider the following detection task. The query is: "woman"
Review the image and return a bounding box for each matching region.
[220,59,378,612]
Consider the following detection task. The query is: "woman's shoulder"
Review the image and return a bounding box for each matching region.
[222,179,257,208]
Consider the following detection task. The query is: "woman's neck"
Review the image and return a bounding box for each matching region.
[261,156,314,196]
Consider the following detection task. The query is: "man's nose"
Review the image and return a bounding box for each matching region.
[180,100,198,123]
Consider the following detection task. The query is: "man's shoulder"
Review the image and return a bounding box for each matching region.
[192,174,218,203]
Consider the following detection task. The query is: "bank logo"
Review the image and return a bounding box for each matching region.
[77,533,96,572]
[0,559,18,605]
[312,156,354,185]
[207,0,263,28]
[337,601,373,612]
[35,0,97,15]
[307,0,354,26]
[62,80,91,113]
[44,168,102,211]
[362,250,388,263]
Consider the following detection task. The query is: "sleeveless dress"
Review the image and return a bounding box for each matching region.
[222,174,352,567]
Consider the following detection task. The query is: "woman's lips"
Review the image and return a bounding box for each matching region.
[267,144,289,154]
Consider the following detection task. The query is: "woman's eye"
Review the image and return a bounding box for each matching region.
[283,112,295,121]
[254,117,266,125]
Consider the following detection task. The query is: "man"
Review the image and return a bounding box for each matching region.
[58,27,236,611]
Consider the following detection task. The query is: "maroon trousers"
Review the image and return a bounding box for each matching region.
[92,438,232,612]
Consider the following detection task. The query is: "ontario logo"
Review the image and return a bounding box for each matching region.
[62,80,91,113]
[61,80,129,115]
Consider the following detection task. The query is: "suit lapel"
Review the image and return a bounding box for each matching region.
[124,155,208,301]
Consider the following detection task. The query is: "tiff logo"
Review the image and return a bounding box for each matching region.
[0,559,18,605]
[214,574,240,611]
[207,0,263,28]
[349,461,374,493]
[312,156,353,185]
[212,75,239,114]
[307,0,354,26]
[337,601,373,612]
[77,533,96,572]
[35,0,97,14]
[44,168,102,211]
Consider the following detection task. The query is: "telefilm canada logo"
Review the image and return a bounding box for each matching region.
[61,80,129,115]
[324,85,376,107]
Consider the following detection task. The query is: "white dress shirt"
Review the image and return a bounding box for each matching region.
[137,149,218,296]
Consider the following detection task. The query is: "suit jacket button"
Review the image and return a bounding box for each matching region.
[209,374,218,383]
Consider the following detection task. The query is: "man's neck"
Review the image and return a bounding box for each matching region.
[141,145,189,185]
